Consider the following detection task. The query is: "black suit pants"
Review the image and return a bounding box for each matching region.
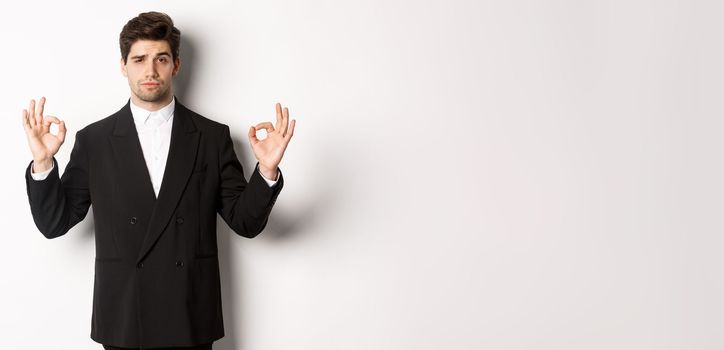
[102,343,212,350]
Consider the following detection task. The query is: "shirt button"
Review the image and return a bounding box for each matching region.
[130,217,138,225]
[176,260,184,268]
[176,217,184,224]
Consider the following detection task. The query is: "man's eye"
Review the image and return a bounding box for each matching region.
[158,57,167,63]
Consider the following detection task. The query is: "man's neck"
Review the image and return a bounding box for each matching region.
[130,94,174,112]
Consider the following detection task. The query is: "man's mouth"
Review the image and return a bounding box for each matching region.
[141,82,160,87]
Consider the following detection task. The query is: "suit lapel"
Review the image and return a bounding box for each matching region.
[109,102,158,208]
[137,100,200,263]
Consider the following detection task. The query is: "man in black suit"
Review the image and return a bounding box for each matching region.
[21,12,295,350]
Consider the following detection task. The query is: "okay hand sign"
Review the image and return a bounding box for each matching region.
[248,103,296,180]
[21,97,66,172]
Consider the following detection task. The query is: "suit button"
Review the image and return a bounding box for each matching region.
[176,260,184,268]
[137,262,144,269]
[130,217,137,225]
[176,217,184,224]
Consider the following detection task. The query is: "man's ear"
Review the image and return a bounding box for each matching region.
[120,57,128,77]
[173,57,182,76]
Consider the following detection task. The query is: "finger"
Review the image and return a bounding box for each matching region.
[284,119,296,141]
[44,115,62,132]
[33,99,43,127]
[275,102,283,132]
[44,115,64,139]
[280,107,289,136]
[28,99,37,126]
[41,116,51,133]
[22,109,32,130]
[44,115,61,124]
[37,96,46,120]
[57,120,67,143]
[248,126,259,145]
[255,121,275,133]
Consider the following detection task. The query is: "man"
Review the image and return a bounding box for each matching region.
[21,11,295,350]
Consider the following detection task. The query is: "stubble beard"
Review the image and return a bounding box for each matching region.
[133,80,171,103]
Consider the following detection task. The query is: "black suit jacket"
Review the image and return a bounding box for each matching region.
[24,99,283,348]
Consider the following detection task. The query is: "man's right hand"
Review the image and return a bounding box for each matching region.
[21,97,67,173]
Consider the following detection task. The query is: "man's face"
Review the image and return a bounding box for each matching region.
[121,39,180,105]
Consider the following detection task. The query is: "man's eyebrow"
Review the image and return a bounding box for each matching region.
[130,52,171,60]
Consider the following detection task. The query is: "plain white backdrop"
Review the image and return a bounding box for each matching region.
[1,0,722,349]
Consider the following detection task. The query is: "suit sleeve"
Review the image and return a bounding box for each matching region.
[24,130,92,239]
[216,125,283,238]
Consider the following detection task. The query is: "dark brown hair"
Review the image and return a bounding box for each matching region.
[119,11,181,64]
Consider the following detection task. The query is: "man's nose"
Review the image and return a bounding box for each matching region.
[144,60,158,77]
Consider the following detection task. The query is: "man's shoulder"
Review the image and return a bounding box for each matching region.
[178,103,229,132]
[177,103,235,144]
[75,102,130,138]
[81,114,117,133]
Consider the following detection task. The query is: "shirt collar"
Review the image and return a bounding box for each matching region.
[130,97,176,126]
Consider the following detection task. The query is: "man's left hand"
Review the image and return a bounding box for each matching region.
[248,102,296,180]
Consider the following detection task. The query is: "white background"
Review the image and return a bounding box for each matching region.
[1,1,721,349]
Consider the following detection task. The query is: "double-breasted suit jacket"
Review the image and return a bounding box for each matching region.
[24,99,283,348]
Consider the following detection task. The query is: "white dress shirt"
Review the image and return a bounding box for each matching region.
[131,97,175,197]
[30,98,278,194]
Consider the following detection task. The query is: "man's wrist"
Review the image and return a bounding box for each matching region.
[33,158,53,173]
[258,164,278,181]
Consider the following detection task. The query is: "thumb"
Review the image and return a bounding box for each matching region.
[248,126,259,145]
